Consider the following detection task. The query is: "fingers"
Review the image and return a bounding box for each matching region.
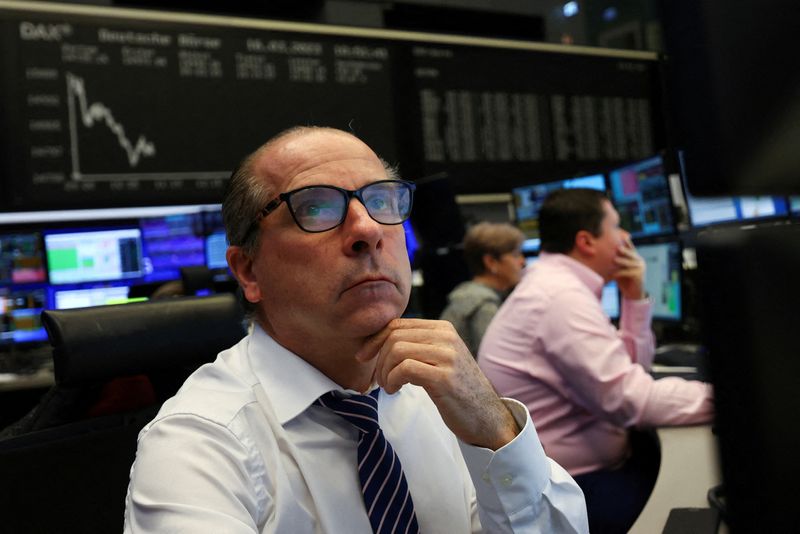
[376,340,459,394]
[358,318,471,391]
[383,357,446,394]
[615,246,644,271]
[355,318,446,363]
[370,321,465,389]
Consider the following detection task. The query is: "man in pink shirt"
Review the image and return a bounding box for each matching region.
[479,188,713,534]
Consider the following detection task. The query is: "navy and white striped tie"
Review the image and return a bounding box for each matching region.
[317,389,420,534]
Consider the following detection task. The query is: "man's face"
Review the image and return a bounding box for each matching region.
[243,130,412,348]
[593,199,629,281]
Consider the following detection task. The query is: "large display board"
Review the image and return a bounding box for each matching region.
[403,42,660,193]
[0,0,661,210]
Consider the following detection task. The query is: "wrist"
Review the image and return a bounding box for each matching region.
[623,290,648,301]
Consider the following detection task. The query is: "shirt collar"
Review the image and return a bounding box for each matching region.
[539,252,605,299]
[247,325,357,425]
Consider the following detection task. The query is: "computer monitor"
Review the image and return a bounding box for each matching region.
[139,213,205,283]
[637,241,682,321]
[789,196,800,216]
[44,227,144,284]
[0,232,47,284]
[512,174,607,253]
[680,152,790,227]
[601,281,620,321]
[205,231,228,270]
[53,285,144,310]
[686,195,790,228]
[0,287,48,344]
[402,219,419,266]
[608,155,676,238]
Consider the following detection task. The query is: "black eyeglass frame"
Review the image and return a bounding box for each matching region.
[252,179,416,234]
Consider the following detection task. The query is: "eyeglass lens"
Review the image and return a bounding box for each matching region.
[290,181,412,232]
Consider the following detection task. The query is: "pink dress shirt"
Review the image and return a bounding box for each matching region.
[478,252,713,476]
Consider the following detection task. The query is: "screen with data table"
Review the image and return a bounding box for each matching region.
[638,241,682,321]
[44,227,144,284]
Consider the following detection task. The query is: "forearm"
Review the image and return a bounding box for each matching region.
[618,296,656,367]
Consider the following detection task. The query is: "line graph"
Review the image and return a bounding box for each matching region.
[66,72,156,179]
[65,72,226,182]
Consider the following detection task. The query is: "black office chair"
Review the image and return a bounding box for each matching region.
[0,293,246,533]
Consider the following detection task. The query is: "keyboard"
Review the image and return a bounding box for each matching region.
[652,343,710,382]
[654,343,703,368]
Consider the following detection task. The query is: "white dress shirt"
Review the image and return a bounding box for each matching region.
[124,325,588,533]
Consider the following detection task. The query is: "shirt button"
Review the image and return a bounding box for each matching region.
[501,474,513,486]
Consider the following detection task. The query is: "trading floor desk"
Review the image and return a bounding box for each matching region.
[630,424,723,533]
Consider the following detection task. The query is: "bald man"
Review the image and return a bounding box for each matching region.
[123,126,587,533]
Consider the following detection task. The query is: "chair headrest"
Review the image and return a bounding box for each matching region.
[41,294,246,387]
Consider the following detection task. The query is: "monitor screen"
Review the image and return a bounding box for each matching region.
[53,285,143,310]
[0,287,48,344]
[608,155,675,238]
[44,228,144,284]
[0,232,47,284]
[139,214,205,282]
[686,195,790,228]
[402,219,419,266]
[205,231,229,270]
[791,197,800,216]
[512,174,607,253]
[637,241,682,321]
[679,151,790,227]
[601,280,620,320]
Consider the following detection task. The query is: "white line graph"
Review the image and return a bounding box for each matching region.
[66,72,157,179]
[64,72,228,182]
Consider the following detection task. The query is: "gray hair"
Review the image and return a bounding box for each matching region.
[462,222,525,275]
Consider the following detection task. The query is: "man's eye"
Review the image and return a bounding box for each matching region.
[368,197,388,211]
[295,203,321,217]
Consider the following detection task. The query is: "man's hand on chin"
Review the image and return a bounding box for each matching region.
[356,318,519,450]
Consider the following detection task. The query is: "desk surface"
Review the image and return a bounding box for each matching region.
[0,367,54,392]
[629,425,722,534]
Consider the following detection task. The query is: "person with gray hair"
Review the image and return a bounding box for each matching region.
[123,126,588,533]
[440,222,525,357]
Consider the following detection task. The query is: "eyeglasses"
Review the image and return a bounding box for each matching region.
[255,179,416,233]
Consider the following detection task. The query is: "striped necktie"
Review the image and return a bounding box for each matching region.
[317,389,420,534]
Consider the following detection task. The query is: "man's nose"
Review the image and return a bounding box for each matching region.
[342,199,383,254]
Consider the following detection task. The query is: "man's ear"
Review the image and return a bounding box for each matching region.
[226,246,262,304]
[573,230,595,257]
